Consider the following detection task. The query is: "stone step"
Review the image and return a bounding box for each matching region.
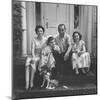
[13,62,97,90]
[58,72,96,85]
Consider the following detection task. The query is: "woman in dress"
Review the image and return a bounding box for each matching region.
[25,25,47,90]
[72,31,91,75]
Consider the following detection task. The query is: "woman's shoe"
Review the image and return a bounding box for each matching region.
[82,68,86,74]
[75,71,79,75]
[25,85,29,91]
[30,82,34,88]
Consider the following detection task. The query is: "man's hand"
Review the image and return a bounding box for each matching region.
[64,53,69,61]
[30,59,34,64]
[78,52,83,56]
[53,45,61,54]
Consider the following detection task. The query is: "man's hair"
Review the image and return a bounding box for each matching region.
[58,24,66,31]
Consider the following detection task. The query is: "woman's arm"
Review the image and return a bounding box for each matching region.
[78,40,86,56]
[31,39,35,58]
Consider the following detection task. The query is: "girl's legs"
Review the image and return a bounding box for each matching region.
[72,53,79,74]
[30,64,36,88]
[25,56,36,89]
[25,57,32,90]
[25,65,30,90]
[75,65,79,74]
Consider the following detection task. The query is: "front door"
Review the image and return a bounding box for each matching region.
[41,3,68,37]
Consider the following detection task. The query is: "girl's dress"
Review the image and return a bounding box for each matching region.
[72,40,91,69]
[38,45,56,73]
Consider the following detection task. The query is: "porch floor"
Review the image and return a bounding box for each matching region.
[13,65,97,100]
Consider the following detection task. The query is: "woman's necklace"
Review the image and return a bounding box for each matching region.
[74,40,80,49]
[37,36,43,43]
[75,40,80,45]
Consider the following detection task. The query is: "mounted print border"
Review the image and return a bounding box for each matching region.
[12,0,97,99]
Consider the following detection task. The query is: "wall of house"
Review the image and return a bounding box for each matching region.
[79,5,97,55]
[21,2,97,57]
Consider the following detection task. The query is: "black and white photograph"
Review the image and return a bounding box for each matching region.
[12,0,97,99]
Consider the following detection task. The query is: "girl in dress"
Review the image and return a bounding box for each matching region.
[38,36,60,89]
[38,36,61,74]
[72,31,91,75]
[25,25,47,90]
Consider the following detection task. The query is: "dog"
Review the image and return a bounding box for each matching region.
[47,79,59,89]
[41,71,51,88]
[41,71,59,89]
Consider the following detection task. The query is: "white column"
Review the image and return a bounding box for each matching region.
[21,2,27,57]
[26,2,36,55]
[91,6,97,55]
[87,6,93,53]
[41,3,45,28]
[69,5,74,36]
[79,6,85,39]
[66,5,70,34]
[79,6,93,53]
[83,6,88,49]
